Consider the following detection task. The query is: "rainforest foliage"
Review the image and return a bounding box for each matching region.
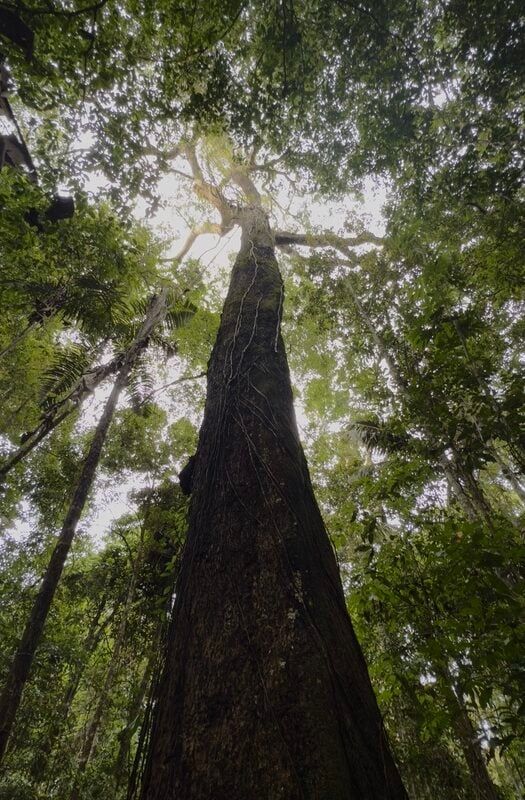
[0,0,523,797]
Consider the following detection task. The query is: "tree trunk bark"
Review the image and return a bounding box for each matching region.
[0,320,37,360]
[0,291,167,766]
[457,466,494,526]
[140,212,407,800]
[452,318,525,475]
[450,696,501,800]
[490,447,525,505]
[439,454,479,520]
[435,668,501,800]
[0,407,73,481]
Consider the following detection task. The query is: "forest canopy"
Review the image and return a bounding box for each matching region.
[0,1,523,798]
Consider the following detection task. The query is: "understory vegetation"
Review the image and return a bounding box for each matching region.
[0,1,523,798]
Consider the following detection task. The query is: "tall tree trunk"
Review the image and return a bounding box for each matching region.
[457,466,494,526]
[450,694,501,800]
[69,537,145,799]
[0,349,121,483]
[140,212,407,799]
[439,454,479,520]
[341,281,494,522]
[0,291,167,766]
[452,318,525,474]
[487,445,525,506]
[0,320,37,360]
[113,641,158,795]
[32,590,111,784]
[436,667,501,800]
[0,407,73,481]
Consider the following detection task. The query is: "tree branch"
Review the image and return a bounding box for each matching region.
[143,143,181,162]
[21,0,109,18]
[138,372,207,408]
[182,142,233,223]
[274,230,384,252]
[229,168,261,205]
[249,150,291,173]
[163,221,223,265]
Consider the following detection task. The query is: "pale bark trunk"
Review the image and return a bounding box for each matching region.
[439,454,478,520]
[438,668,501,800]
[452,700,500,800]
[452,318,525,474]
[491,448,525,505]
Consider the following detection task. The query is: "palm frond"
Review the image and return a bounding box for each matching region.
[164,298,197,331]
[126,356,155,411]
[350,418,409,455]
[147,331,178,358]
[40,343,94,407]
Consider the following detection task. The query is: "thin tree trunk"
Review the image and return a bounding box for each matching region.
[0,352,122,483]
[113,642,158,794]
[0,320,37,360]
[140,213,407,799]
[457,466,494,526]
[452,318,525,474]
[342,282,495,522]
[450,695,500,800]
[439,454,479,520]
[436,667,501,800]
[490,447,525,506]
[344,280,407,391]
[0,286,70,363]
[69,538,145,799]
[0,291,167,766]
[0,407,73,481]
[36,596,115,786]
[127,598,173,800]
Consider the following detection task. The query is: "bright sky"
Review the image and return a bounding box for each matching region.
[8,143,388,547]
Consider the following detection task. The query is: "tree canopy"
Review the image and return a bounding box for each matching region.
[0,0,523,797]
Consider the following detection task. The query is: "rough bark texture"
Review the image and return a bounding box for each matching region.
[140,211,407,800]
